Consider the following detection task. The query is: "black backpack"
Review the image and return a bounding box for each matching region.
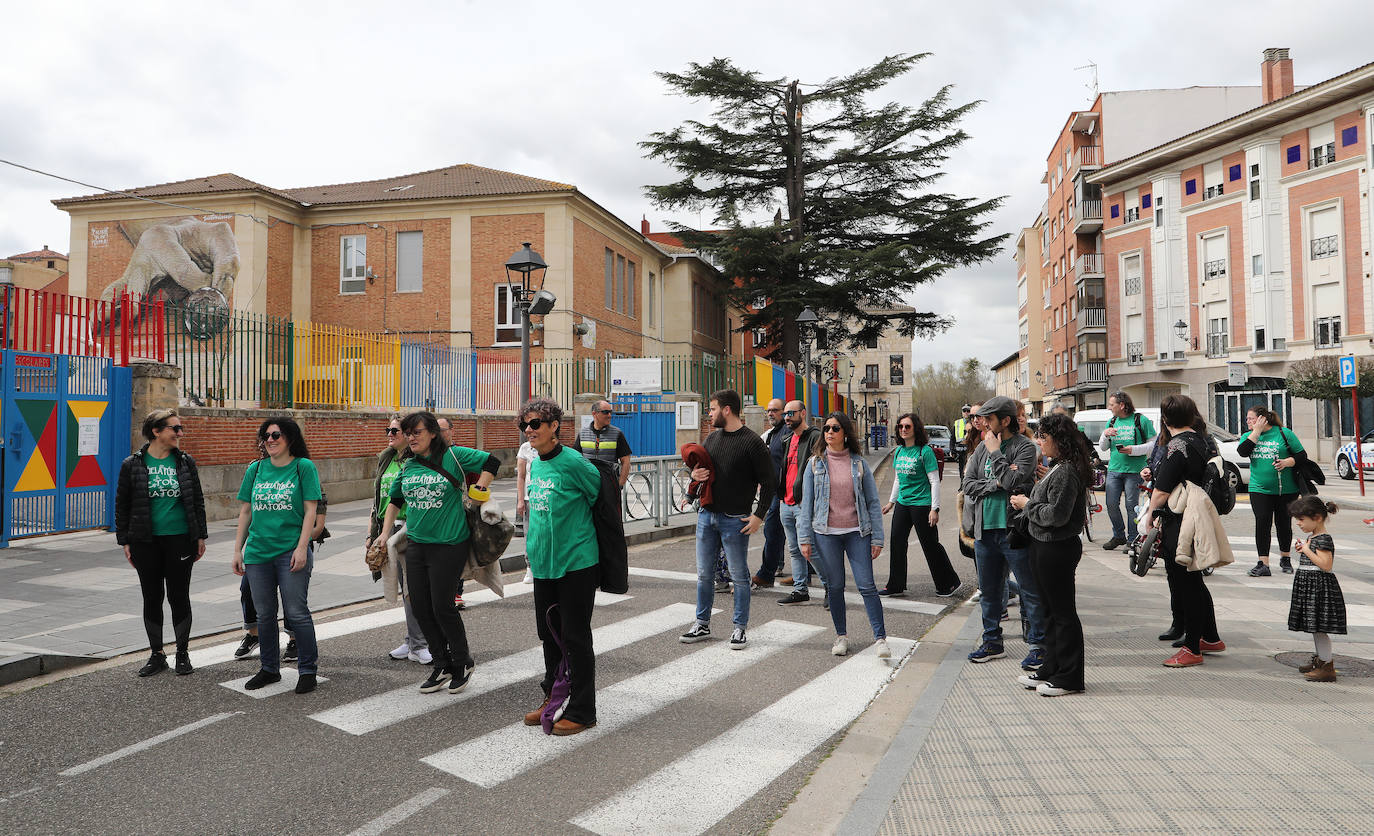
[1201,453,1236,516]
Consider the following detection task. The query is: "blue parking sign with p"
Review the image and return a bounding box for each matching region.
[1339,355,1358,388]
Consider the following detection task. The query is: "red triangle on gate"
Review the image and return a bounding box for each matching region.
[66,455,106,488]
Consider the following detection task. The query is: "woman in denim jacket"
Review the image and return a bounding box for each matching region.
[798,412,890,659]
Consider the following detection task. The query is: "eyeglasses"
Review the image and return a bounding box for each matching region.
[261,431,283,441]
[782,410,797,417]
[898,424,914,430]
[519,418,550,431]
[385,427,401,436]
[161,425,184,434]
[403,429,424,438]
[594,409,613,415]
[823,425,844,433]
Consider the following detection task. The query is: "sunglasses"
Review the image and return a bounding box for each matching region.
[594,409,613,415]
[261,431,283,441]
[386,427,401,436]
[782,411,797,417]
[898,424,914,430]
[160,425,185,434]
[823,425,844,433]
[519,418,551,431]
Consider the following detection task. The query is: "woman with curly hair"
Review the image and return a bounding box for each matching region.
[1010,412,1090,696]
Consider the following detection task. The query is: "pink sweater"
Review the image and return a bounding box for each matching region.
[825,450,860,529]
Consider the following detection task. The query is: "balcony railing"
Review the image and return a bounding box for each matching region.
[1311,234,1339,259]
[1203,183,1225,200]
[1124,206,1140,223]
[1203,259,1228,283]
[1077,146,1102,168]
[1309,144,1336,169]
[1075,253,1105,276]
[1079,360,1108,384]
[1124,275,1143,296]
[1072,200,1103,233]
[1205,334,1230,358]
[1077,307,1106,329]
[1126,342,1144,366]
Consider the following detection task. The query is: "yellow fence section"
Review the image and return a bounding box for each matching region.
[291,321,402,411]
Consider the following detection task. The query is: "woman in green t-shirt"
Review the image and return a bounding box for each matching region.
[365,417,430,665]
[115,409,208,678]
[232,418,321,694]
[1237,406,1308,577]
[378,411,500,696]
[880,412,961,598]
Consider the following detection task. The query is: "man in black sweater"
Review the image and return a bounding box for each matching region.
[680,389,775,650]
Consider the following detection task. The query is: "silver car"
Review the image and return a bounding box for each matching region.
[925,425,953,458]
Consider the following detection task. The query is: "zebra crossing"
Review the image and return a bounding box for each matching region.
[194,579,922,834]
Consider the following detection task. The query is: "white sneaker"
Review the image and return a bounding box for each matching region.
[522,570,534,584]
[389,643,410,660]
[874,638,891,659]
[832,636,848,656]
[408,647,433,664]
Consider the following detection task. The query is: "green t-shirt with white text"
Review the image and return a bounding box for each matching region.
[236,457,322,564]
[144,451,188,537]
[525,444,601,580]
[377,459,407,522]
[893,445,938,507]
[1247,427,1303,496]
[390,446,493,544]
[1106,413,1154,473]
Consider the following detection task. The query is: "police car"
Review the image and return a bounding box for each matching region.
[1335,430,1374,479]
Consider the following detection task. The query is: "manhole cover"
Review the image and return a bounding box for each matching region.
[1274,651,1374,678]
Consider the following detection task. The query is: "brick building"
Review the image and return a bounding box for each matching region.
[1090,50,1374,459]
[53,164,738,368]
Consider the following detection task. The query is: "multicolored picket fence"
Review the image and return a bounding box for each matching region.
[753,357,849,416]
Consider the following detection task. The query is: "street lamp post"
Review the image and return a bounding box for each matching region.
[505,243,550,409]
[795,306,819,410]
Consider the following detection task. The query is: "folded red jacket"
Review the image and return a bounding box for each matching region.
[680,442,714,508]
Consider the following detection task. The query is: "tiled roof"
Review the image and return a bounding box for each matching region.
[284,164,575,205]
[6,247,67,260]
[53,165,576,208]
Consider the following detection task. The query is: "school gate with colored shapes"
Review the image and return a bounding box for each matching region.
[1,351,131,547]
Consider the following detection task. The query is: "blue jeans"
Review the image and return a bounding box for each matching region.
[974,529,1044,649]
[755,498,785,581]
[1104,470,1142,542]
[815,531,886,640]
[244,549,317,675]
[695,509,751,628]
[779,502,826,594]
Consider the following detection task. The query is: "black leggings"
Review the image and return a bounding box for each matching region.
[406,540,473,670]
[1160,519,1218,654]
[1250,492,1298,559]
[885,503,960,594]
[129,535,197,653]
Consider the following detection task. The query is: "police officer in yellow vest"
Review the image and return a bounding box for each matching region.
[579,400,633,488]
[953,405,972,478]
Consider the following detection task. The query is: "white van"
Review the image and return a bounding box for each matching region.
[1071,407,1248,489]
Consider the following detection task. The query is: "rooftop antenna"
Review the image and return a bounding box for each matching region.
[1074,62,1099,104]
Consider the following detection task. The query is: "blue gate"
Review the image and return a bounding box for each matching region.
[1,351,131,547]
[611,392,677,456]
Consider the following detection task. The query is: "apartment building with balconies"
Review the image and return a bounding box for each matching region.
[1090,49,1374,460]
[1013,218,1047,414]
[1034,85,1262,412]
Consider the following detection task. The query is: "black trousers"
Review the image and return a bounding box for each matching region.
[534,563,599,725]
[885,503,960,594]
[1029,536,1084,690]
[1160,519,1219,654]
[406,540,473,670]
[1250,491,1298,559]
[129,534,197,653]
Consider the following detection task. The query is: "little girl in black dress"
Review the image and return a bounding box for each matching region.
[1288,496,1346,682]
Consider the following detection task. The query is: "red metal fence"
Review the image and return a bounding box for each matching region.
[0,286,165,365]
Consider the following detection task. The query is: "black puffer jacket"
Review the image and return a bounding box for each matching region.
[115,444,208,544]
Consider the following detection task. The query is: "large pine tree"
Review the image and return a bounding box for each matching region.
[643,54,1006,368]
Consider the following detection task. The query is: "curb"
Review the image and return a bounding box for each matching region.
[0,653,93,687]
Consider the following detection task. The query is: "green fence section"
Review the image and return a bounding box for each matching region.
[531,355,755,407]
[164,301,292,409]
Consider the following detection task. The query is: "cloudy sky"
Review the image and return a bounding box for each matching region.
[2,1,1371,370]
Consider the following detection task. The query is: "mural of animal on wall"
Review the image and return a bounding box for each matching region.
[98,217,240,305]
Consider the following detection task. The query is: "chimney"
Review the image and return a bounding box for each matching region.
[1261,48,1294,104]
[641,216,650,235]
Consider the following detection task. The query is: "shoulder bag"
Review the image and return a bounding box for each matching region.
[1280,430,1324,495]
[407,452,514,567]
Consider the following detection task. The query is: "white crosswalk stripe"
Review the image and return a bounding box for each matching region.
[627,566,947,614]
[570,637,916,835]
[310,603,706,734]
[420,618,825,786]
[220,668,329,698]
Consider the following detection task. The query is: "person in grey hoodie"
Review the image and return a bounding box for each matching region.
[960,396,1046,669]
[1010,413,1090,696]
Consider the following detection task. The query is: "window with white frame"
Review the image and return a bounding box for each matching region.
[627,261,636,318]
[1203,161,1224,200]
[1206,310,1229,358]
[1200,233,1227,283]
[1309,205,1339,259]
[1017,276,1027,307]
[1019,321,1029,349]
[616,255,626,314]
[1314,316,1342,348]
[396,231,422,293]
[340,235,367,294]
[752,328,768,348]
[648,272,657,326]
[1309,123,1336,169]
[1249,163,1261,201]
[1126,314,1144,365]
[495,285,521,345]
[1312,282,1343,348]
[1123,253,1143,296]
[1252,254,1263,276]
[604,249,614,309]
[1154,193,1165,228]
[1125,187,1140,223]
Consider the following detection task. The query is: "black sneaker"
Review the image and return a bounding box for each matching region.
[936,583,964,598]
[729,627,748,649]
[777,590,810,606]
[294,673,317,694]
[174,651,193,676]
[1247,561,1271,577]
[420,665,453,693]
[448,662,474,694]
[679,623,711,643]
[244,670,281,690]
[137,651,168,678]
[233,634,259,659]
[282,638,299,663]
[714,580,731,594]
[1279,556,1294,574]
[878,588,906,597]
[1102,537,1125,551]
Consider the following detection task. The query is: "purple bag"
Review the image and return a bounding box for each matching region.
[540,604,571,735]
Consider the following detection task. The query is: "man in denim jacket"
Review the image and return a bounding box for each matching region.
[960,396,1046,670]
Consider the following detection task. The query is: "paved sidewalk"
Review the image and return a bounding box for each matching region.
[787,532,1374,835]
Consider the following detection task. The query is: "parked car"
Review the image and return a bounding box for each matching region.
[925,424,953,458]
[1335,430,1374,480]
[1071,407,1248,489]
